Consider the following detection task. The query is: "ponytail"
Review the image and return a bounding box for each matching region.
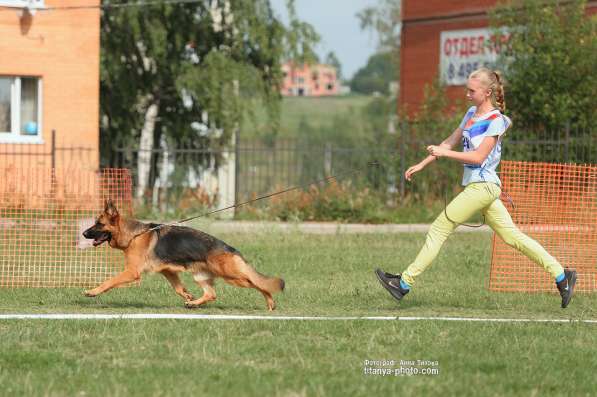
[493,71,506,113]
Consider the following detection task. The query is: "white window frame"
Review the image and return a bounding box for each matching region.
[0,1,45,9]
[0,76,44,144]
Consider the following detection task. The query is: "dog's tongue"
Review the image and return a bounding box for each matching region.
[76,236,95,250]
[92,237,108,247]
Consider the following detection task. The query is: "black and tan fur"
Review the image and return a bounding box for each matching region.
[82,200,284,310]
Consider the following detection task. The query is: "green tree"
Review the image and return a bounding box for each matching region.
[490,0,596,130]
[356,0,400,81]
[100,0,319,197]
[350,51,395,94]
[324,51,342,80]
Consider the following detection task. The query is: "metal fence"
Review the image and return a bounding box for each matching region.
[0,127,593,212]
[236,139,397,199]
[106,125,595,212]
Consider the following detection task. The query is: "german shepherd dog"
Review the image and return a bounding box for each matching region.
[82,200,285,310]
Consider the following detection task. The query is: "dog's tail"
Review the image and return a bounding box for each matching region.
[238,257,284,294]
[224,254,285,294]
[253,272,285,294]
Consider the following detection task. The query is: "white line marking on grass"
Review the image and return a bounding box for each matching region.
[0,314,595,323]
[0,314,397,321]
[397,316,597,324]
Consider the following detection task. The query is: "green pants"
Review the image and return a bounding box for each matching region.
[402,182,564,286]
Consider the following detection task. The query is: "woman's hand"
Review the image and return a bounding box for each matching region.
[426,145,449,158]
[405,163,425,181]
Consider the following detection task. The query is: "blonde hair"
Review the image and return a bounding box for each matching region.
[469,67,506,113]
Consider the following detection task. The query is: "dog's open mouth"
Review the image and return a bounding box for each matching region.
[92,232,112,247]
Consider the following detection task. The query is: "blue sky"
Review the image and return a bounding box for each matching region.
[270,0,380,80]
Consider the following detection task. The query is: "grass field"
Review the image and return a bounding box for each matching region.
[244,95,373,139]
[0,231,595,396]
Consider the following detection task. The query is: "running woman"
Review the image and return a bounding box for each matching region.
[375,67,576,308]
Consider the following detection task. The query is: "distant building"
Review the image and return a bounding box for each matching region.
[281,62,339,97]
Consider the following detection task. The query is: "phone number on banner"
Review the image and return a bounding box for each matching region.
[445,61,493,85]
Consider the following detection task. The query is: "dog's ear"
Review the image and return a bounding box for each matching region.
[104,199,119,220]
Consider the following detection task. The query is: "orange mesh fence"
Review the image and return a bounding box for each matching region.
[490,161,597,292]
[0,168,133,288]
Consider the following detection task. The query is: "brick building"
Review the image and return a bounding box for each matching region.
[0,0,100,169]
[281,62,339,97]
[399,0,597,118]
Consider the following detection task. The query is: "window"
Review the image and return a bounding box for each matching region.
[0,76,43,143]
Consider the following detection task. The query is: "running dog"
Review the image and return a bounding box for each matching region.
[82,200,284,310]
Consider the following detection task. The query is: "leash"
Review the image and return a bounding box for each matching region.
[127,153,516,236]
[132,160,381,239]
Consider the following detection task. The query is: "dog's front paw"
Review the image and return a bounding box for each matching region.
[84,289,99,297]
